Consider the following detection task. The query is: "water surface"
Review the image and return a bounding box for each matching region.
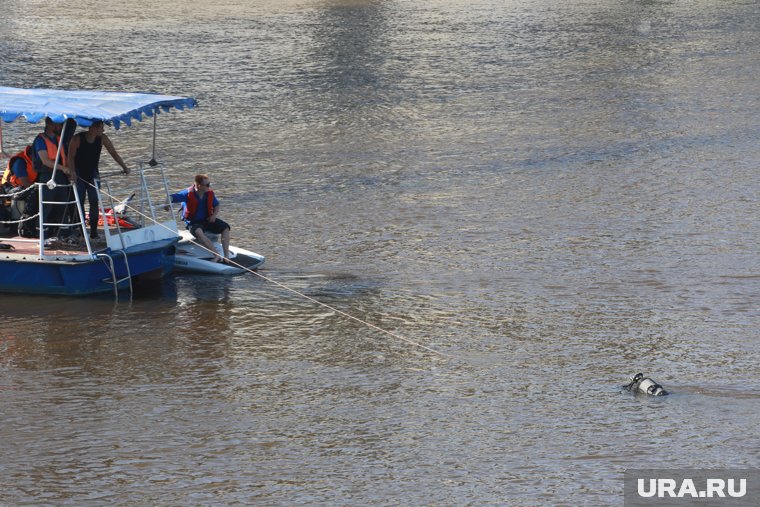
[1,0,759,504]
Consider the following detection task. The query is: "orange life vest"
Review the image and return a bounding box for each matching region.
[37,133,67,168]
[184,186,215,221]
[1,145,37,187]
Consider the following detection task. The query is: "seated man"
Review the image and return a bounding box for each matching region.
[1,145,37,235]
[169,174,231,262]
[1,145,36,190]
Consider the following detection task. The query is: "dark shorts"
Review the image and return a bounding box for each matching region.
[189,218,230,236]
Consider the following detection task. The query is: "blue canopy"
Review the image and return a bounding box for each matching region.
[0,86,197,129]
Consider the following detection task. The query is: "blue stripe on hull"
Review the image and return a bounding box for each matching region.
[0,239,177,296]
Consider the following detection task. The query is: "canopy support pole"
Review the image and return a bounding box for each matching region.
[0,119,6,158]
[49,120,69,185]
[149,108,158,166]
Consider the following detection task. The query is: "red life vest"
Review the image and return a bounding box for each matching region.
[37,133,67,167]
[184,186,215,221]
[1,145,37,187]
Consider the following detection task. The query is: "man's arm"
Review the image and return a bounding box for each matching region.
[11,159,31,188]
[169,189,189,204]
[102,134,129,174]
[208,203,220,222]
[35,136,55,171]
[67,134,79,176]
[37,138,72,178]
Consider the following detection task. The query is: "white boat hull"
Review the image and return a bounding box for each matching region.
[174,230,265,275]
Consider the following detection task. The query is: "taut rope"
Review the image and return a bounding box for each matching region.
[93,179,452,359]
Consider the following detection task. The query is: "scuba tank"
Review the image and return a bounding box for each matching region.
[624,373,668,396]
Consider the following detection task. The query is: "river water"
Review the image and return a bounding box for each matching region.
[1,0,759,505]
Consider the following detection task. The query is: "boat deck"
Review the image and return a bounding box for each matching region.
[0,230,109,258]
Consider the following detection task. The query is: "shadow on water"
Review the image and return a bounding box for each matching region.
[0,274,244,377]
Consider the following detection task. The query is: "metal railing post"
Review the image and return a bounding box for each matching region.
[73,179,94,256]
[37,183,45,257]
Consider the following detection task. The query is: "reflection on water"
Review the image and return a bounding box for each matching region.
[2,0,760,504]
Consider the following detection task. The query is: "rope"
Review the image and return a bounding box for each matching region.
[0,185,35,200]
[0,181,77,225]
[0,212,39,225]
[230,267,451,358]
[92,178,452,359]
[0,184,37,225]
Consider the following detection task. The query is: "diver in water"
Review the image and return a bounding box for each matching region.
[624,373,668,396]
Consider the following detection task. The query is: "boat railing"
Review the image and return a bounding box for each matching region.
[97,177,130,252]
[37,179,93,258]
[0,158,178,259]
[0,180,95,259]
[131,159,177,228]
[92,158,178,243]
[106,159,174,227]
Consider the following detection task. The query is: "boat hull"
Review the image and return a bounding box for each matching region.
[173,248,265,275]
[0,238,178,296]
[173,231,265,275]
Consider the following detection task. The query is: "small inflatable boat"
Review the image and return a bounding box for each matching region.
[174,230,265,275]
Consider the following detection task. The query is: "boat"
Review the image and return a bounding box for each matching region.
[0,86,196,296]
[174,229,265,275]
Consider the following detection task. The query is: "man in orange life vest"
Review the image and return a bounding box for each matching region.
[32,117,75,235]
[1,145,36,190]
[169,174,231,262]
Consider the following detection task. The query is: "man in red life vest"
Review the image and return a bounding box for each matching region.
[169,174,231,262]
